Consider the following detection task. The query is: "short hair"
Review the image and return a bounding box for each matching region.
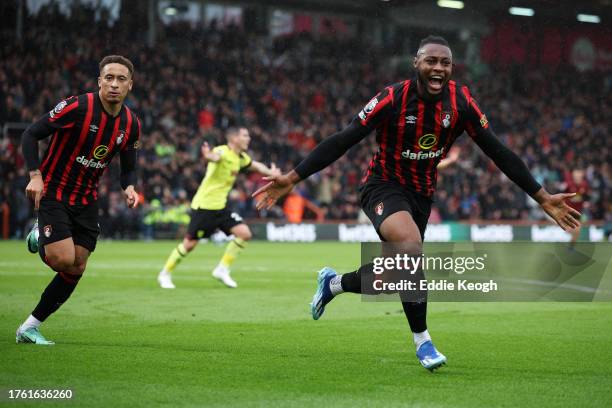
[99,55,134,78]
[225,126,247,141]
[417,36,450,55]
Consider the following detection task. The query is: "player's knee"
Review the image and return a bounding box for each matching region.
[183,239,197,252]
[67,262,87,276]
[67,256,88,275]
[392,240,423,256]
[237,228,252,241]
[46,253,75,272]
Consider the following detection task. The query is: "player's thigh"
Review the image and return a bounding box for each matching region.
[186,209,219,240]
[38,198,73,250]
[72,202,100,253]
[64,245,91,276]
[361,183,418,243]
[44,237,76,270]
[220,211,249,238]
[379,211,422,253]
[228,223,252,241]
[38,198,76,269]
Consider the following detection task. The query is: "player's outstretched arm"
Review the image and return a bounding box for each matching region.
[253,120,370,209]
[253,170,300,210]
[532,189,580,231]
[202,142,221,162]
[437,146,460,170]
[249,161,281,177]
[473,129,581,231]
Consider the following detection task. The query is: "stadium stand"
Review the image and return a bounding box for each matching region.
[0,3,609,238]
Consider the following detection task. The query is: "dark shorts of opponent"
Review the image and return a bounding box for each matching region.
[186,208,244,240]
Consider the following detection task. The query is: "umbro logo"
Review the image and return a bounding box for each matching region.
[406,115,417,124]
[89,125,99,133]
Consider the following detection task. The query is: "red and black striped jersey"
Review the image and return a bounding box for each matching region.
[358,78,490,198]
[38,92,141,205]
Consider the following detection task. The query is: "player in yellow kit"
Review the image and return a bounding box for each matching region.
[158,127,279,288]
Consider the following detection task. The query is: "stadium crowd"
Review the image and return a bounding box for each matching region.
[0,4,610,238]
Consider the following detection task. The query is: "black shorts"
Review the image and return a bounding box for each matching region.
[38,198,100,252]
[360,182,432,241]
[186,208,244,240]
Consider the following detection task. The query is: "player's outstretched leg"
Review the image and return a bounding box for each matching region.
[158,241,194,289]
[310,264,367,320]
[212,237,246,288]
[17,241,87,345]
[16,325,54,345]
[311,267,340,320]
[415,337,447,371]
[212,224,251,288]
[407,302,446,372]
[26,221,39,254]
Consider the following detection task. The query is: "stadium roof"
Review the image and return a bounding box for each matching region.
[252,0,611,25]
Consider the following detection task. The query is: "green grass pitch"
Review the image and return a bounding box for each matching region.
[1,240,611,407]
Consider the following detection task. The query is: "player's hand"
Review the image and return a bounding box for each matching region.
[538,192,581,232]
[437,147,460,170]
[269,163,281,178]
[25,171,44,210]
[447,146,460,162]
[201,142,211,158]
[252,173,296,210]
[124,185,139,209]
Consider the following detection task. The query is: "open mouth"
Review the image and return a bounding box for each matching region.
[428,75,444,92]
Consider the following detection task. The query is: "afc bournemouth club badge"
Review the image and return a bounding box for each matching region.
[375,202,384,216]
[43,225,52,238]
[116,130,125,145]
[441,111,453,128]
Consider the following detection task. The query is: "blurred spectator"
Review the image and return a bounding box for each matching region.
[0,4,609,239]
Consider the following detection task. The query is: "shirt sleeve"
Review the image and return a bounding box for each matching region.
[240,152,252,171]
[356,86,394,129]
[459,86,490,140]
[46,96,80,129]
[122,115,141,152]
[119,116,140,189]
[460,86,542,196]
[20,96,80,171]
[294,119,371,180]
[213,146,225,155]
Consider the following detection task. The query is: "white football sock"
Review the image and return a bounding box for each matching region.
[329,275,344,296]
[413,329,431,350]
[20,315,42,331]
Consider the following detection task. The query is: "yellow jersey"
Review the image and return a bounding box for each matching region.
[191,145,252,210]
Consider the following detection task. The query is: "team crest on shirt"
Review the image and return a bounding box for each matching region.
[375,202,384,216]
[116,130,125,145]
[441,111,453,128]
[49,100,67,118]
[43,225,52,238]
[479,114,489,128]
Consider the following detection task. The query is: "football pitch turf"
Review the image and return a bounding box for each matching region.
[1,240,611,407]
